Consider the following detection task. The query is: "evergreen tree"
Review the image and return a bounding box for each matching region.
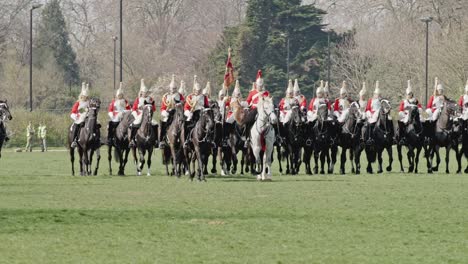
[36,0,79,85]
[207,0,342,100]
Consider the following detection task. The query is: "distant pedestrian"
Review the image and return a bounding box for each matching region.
[26,121,35,152]
[38,122,47,152]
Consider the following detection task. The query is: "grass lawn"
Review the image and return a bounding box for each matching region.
[0,148,467,263]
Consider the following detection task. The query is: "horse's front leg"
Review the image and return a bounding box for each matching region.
[122,147,130,176]
[354,146,361,174]
[194,145,204,181]
[132,146,139,175]
[108,145,113,175]
[138,148,146,176]
[170,144,178,177]
[82,147,89,176]
[147,148,153,176]
[397,144,404,172]
[455,143,462,174]
[313,148,319,174]
[407,146,414,173]
[340,148,346,175]
[94,148,101,176]
[433,145,441,171]
[415,146,422,174]
[277,144,283,174]
[386,145,393,172]
[329,145,337,174]
[377,149,383,174]
[319,150,326,175]
[349,148,355,174]
[70,148,75,176]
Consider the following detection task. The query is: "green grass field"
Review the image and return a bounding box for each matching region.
[0,148,467,263]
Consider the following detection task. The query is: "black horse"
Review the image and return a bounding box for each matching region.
[396,104,425,173]
[108,111,134,176]
[282,105,305,175]
[363,99,394,174]
[165,103,186,177]
[337,102,362,174]
[0,100,12,159]
[130,104,157,176]
[185,108,215,181]
[458,113,468,173]
[311,104,335,174]
[69,98,102,176]
[428,101,461,174]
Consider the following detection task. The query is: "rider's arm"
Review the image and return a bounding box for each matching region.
[458,96,464,110]
[398,101,405,112]
[427,96,434,110]
[161,96,167,111]
[132,98,139,111]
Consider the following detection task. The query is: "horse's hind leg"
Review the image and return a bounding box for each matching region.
[319,151,326,174]
[277,145,283,174]
[455,145,462,174]
[407,147,414,173]
[138,149,146,176]
[329,145,337,174]
[433,146,440,171]
[445,146,450,174]
[377,151,383,174]
[147,149,153,176]
[108,145,113,175]
[350,148,355,174]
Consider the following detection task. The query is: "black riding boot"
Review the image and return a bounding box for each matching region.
[107,121,117,146]
[397,121,406,145]
[129,126,138,147]
[71,124,81,148]
[159,121,167,148]
[0,124,8,142]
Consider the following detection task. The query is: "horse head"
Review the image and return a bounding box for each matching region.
[317,103,328,121]
[406,104,420,123]
[380,99,392,115]
[0,100,12,121]
[258,96,277,125]
[209,101,222,124]
[348,102,361,120]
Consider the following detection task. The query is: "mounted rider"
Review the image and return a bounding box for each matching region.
[361,81,383,145]
[70,82,90,148]
[293,79,307,113]
[217,86,230,121]
[244,70,271,144]
[279,80,299,125]
[107,82,131,146]
[202,81,212,101]
[159,74,185,148]
[333,81,353,123]
[458,80,468,121]
[129,79,156,147]
[426,77,447,121]
[307,80,331,123]
[183,76,210,145]
[397,80,423,145]
[226,80,248,124]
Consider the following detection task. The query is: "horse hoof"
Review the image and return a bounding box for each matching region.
[256,175,262,181]
[320,170,325,175]
[446,170,450,174]
[414,170,418,174]
[386,166,392,172]
[313,168,318,174]
[211,169,217,174]
[355,170,360,175]
[340,169,345,175]
[351,168,355,174]
[377,170,383,174]
[432,167,438,172]
[147,173,151,176]
[464,168,468,174]
[456,170,461,174]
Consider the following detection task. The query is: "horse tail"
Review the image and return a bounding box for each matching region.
[114,147,120,163]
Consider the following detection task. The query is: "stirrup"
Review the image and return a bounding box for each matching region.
[71,141,77,148]
[366,139,374,146]
[129,140,136,148]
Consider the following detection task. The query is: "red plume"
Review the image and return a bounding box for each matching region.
[256,70,262,80]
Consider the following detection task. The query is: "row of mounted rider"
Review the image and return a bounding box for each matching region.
[66,68,468,176]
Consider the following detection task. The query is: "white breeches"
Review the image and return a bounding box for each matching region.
[335,109,349,123]
[398,111,409,124]
[366,111,379,124]
[280,110,292,124]
[108,112,124,123]
[226,113,235,124]
[71,113,87,125]
[462,110,468,121]
[425,108,440,121]
[184,110,193,121]
[161,110,169,122]
[307,111,317,122]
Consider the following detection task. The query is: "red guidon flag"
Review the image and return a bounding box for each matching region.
[223,47,234,89]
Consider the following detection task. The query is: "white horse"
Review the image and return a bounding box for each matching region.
[250,96,277,181]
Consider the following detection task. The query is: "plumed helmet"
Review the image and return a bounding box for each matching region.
[464,79,468,92]
[323,81,329,94]
[169,74,177,89]
[218,87,226,98]
[140,79,148,93]
[233,80,242,98]
[293,79,300,94]
[116,82,124,97]
[203,81,211,97]
[80,82,88,97]
[316,80,324,95]
[255,70,264,89]
[359,82,367,97]
[406,80,413,95]
[436,83,444,92]
[374,81,381,95]
[286,79,293,95]
[193,75,201,92]
[178,80,186,95]
[340,81,347,95]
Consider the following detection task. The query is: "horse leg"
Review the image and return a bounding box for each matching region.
[386,145,393,172]
[433,146,440,171]
[319,151,326,175]
[138,148,146,176]
[407,146,414,173]
[377,150,383,174]
[329,145,337,174]
[108,145,113,175]
[354,147,361,175]
[455,144,462,174]
[210,146,217,174]
[94,148,101,176]
[350,148,355,174]
[170,145,178,177]
[147,149,152,176]
[132,146,139,176]
[340,148,346,175]
[313,148,319,174]
[122,148,130,176]
[277,145,283,174]
[415,146,422,174]
[397,144,404,172]
[426,144,434,174]
[70,148,75,176]
[194,146,204,181]
[445,146,450,174]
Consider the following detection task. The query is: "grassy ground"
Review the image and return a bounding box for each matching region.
[0,148,467,263]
